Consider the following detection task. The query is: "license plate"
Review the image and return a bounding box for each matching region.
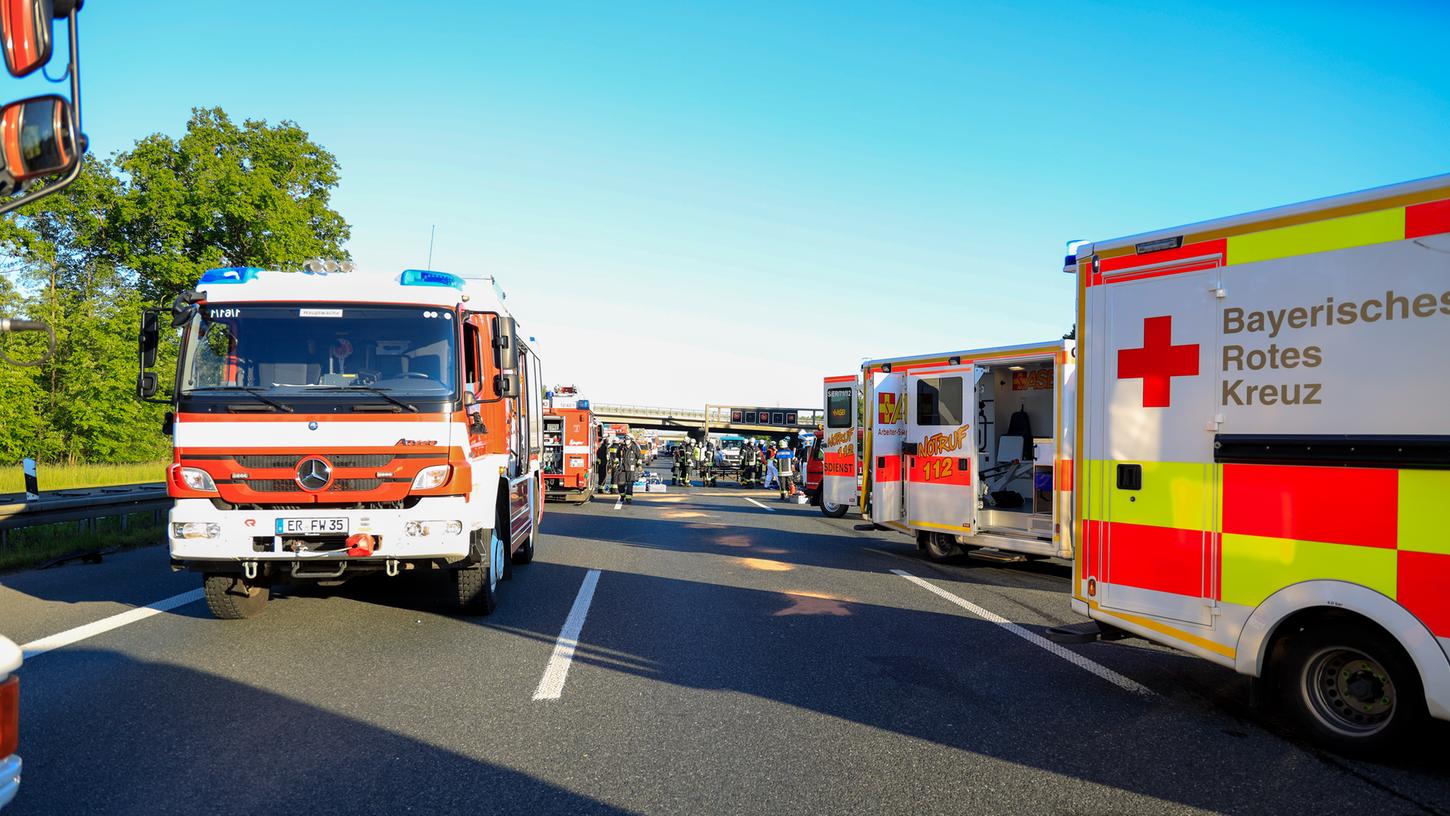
[275,517,348,535]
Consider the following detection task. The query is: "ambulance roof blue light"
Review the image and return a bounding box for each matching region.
[400,269,464,289]
[199,266,262,285]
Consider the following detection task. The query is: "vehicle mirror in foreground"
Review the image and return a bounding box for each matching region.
[0,0,55,78]
[0,94,76,181]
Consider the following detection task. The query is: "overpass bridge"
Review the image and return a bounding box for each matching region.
[590,403,824,438]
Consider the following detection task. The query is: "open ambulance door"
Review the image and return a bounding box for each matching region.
[867,369,906,523]
[904,367,976,534]
[822,375,859,509]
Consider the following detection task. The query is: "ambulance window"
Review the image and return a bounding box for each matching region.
[826,388,852,428]
[916,377,963,426]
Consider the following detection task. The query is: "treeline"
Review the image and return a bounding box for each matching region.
[0,107,350,464]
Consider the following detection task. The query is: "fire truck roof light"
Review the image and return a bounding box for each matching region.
[199,266,262,285]
[400,269,464,289]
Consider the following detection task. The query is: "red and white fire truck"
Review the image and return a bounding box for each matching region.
[137,262,545,619]
[824,341,1076,561]
[543,385,598,503]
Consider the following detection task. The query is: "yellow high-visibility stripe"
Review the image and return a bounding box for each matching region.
[1220,533,1397,608]
[1226,207,1404,267]
[1089,601,1235,659]
[908,519,972,533]
[1397,470,1450,556]
[1083,460,1214,531]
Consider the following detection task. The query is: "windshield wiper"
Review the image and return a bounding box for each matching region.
[189,385,295,413]
[310,385,419,413]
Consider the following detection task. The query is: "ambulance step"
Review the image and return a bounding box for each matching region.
[970,550,1029,564]
[1044,621,1132,644]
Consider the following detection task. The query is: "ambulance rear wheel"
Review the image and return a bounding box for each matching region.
[202,572,270,620]
[820,500,848,518]
[921,532,961,562]
[1279,624,1425,755]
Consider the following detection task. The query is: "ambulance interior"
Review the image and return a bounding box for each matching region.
[974,357,1056,539]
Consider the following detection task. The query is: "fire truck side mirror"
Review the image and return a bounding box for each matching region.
[493,315,519,372]
[495,372,519,398]
[137,308,160,399]
[0,94,78,181]
[1,0,59,78]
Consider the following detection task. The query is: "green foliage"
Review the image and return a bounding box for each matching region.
[0,107,350,466]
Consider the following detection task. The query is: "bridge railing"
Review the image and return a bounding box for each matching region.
[591,403,706,420]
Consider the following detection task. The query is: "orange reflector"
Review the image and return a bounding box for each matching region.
[0,675,17,758]
[345,534,375,557]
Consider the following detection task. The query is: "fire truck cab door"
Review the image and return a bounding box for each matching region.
[905,368,976,533]
[821,376,858,508]
[869,370,906,523]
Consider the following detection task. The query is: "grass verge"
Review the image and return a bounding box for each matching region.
[0,460,168,494]
[0,511,165,572]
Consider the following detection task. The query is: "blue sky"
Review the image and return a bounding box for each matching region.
[9,0,1448,407]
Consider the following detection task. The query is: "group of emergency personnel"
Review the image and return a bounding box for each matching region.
[672,436,799,499]
[595,433,643,504]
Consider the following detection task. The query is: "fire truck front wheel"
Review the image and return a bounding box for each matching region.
[451,529,502,615]
[202,572,270,620]
[1279,623,1426,755]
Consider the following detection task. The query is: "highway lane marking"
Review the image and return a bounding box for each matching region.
[533,568,602,701]
[20,588,205,660]
[744,497,776,512]
[891,569,1154,697]
[613,496,623,510]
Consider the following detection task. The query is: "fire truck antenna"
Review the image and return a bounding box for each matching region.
[426,225,437,269]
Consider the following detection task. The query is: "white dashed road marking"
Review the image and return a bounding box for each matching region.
[892,569,1154,696]
[21,588,205,660]
[744,497,776,512]
[533,569,603,701]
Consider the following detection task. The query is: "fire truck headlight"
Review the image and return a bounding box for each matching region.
[171,522,221,540]
[178,467,217,493]
[411,465,452,490]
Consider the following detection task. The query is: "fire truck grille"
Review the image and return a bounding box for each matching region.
[245,478,386,493]
[234,454,396,469]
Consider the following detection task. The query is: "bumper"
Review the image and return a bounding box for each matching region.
[0,754,18,810]
[168,496,477,563]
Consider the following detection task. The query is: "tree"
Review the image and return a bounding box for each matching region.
[0,107,351,464]
[113,107,350,304]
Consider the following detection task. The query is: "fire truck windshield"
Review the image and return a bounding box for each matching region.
[180,304,458,401]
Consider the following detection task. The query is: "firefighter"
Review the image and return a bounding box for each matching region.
[616,436,641,504]
[738,441,756,487]
[774,439,797,500]
[596,436,610,494]
[603,440,620,493]
[674,440,692,486]
[700,441,715,487]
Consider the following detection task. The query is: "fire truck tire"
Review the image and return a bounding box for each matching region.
[820,501,848,518]
[202,572,270,620]
[1278,624,1426,755]
[922,532,961,563]
[452,530,501,615]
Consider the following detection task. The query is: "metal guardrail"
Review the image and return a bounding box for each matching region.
[0,483,171,544]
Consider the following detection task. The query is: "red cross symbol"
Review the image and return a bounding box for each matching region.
[1117,315,1199,408]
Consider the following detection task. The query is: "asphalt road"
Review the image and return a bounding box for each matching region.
[1,462,1447,815]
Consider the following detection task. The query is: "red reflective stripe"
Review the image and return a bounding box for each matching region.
[1091,238,1227,286]
[875,454,901,483]
[1104,521,1207,598]
[905,454,972,486]
[1406,198,1450,239]
[1222,463,1397,548]
[1398,550,1450,637]
[824,452,856,476]
[823,375,857,383]
[1055,458,1072,492]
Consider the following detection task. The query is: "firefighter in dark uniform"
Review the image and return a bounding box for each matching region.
[675,440,692,486]
[616,437,641,504]
[596,436,610,494]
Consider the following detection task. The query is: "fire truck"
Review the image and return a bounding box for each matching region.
[1069,174,1450,751]
[543,386,598,503]
[826,341,1075,561]
[137,262,545,619]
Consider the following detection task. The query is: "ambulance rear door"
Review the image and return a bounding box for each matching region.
[904,366,976,533]
[822,375,859,508]
[868,369,906,523]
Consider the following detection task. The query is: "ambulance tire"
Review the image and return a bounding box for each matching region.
[820,501,848,518]
[203,572,270,620]
[921,532,962,562]
[1278,624,1426,755]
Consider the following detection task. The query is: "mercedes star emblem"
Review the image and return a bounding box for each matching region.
[296,457,332,491]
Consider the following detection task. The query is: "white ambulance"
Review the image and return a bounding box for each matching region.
[824,339,1076,561]
[1070,173,1450,752]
